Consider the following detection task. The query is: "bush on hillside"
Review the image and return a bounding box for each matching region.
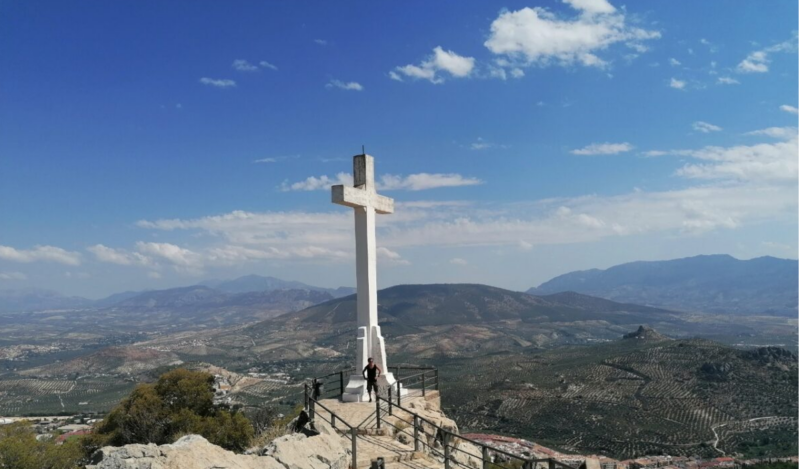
[0,421,83,469]
[85,368,253,454]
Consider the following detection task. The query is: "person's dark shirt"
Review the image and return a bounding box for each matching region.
[363,364,379,381]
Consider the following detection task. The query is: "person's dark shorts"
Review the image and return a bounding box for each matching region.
[367,379,378,394]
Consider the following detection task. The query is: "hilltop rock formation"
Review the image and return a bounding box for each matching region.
[622,325,668,341]
[88,432,349,469]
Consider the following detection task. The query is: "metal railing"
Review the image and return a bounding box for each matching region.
[387,365,439,408]
[308,368,356,400]
[306,366,439,404]
[375,396,576,469]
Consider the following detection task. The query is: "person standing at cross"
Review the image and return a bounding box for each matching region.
[362,357,382,402]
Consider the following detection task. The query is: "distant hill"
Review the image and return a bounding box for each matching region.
[529,255,798,316]
[286,283,675,327]
[204,274,355,298]
[0,288,93,313]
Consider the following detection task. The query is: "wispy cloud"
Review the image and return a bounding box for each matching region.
[0,245,81,265]
[717,76,740,85]
[232,59,258,72]
[281,172,483,191]
[737,36,797,73]
[692,121,722,133]
[669,78,686,90]
[745,126,798,140]
[780,104,798,115]
[0,272,27,280]
[199,77,236,88]
[669,58,681,67]
[450,258,468,266]
[391,47,475,84]
[469,137,508,150]
[259,61,278,70]
[314,39,327,46]
[571,142,633,155]
[325,80,363,91]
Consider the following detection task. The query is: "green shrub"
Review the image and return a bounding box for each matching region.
[90,368,253,453]
[0,421,83,469]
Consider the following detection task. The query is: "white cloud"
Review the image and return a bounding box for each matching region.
[392,47,475,84]
[642,150,668,157]
[325,80,363,91]
[314,39,327,46]
[669,78,686,90]
[669,58,681,66]
[673,135,798,183]
[745,126,798,140]
[717,76,740,85]
[780,104,798,114]
[0,245,81,265]
[379,173,483,191]
[253,158,277,163]
[281,172,353,191]
[135,242,203,271]
[281,172,483,192]
[377,247,410,265]
[199,77,236,88]
[449,258,468,266]
[483,4,659,69]
[148,271,162,279]
[692,121,722,133]
[470,137,508,150]
[0,272,26,280]
[232,59,258,72]
[737,37,796,74]
[259,61,278,70]
[87,244,152,266]
[571,142,633,155]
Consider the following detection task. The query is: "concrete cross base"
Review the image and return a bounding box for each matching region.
[341,373,408,402]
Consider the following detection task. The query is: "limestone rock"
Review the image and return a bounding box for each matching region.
[88,433,346,469]
[263,432,351,469]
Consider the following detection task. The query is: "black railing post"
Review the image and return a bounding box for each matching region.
[376,397,381,430]
[482,446,490,469]
[351,427,358,469]
[304,383,309,409]
[444,432,451,469]
[388,387,393,416]
[340,371,345,399]
[331,413,336,429]
[548,459,557,469]
[309,398,315,421]
[414,415,420,452]
[397,380,402,407]
[422,373,426,397]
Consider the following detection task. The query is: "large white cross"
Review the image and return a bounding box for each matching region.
[332,154,399,402]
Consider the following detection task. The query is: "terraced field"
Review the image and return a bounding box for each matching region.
[0,377,135,415]
[437,338,798,459]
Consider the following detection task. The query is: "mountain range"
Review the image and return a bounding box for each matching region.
[0,274,354,314]
[529,254,798,317]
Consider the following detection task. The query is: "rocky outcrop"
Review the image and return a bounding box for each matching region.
[622,325,668,341]
[88,432,350,469]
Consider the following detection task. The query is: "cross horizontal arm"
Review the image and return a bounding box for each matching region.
[332,185,394,214]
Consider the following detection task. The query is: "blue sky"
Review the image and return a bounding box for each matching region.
[1,0,797,298]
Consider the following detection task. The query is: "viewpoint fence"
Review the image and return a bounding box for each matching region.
[306,365,439,403]
[299,367,574,469]
[375,395,576,469]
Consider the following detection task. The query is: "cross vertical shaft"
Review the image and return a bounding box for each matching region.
[332,153,399,402]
